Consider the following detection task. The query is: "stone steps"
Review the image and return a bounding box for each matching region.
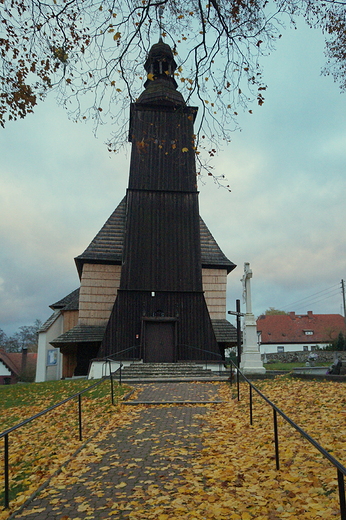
[117,362,226,381]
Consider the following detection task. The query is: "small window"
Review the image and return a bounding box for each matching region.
[304,330,313,335]
[303,345,309,351]
[277,346,284,353]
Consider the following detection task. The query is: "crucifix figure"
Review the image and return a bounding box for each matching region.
[241,262,252,314]
[239,261,265,375]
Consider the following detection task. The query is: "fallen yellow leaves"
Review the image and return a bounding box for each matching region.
[1,379,345,519]
[112,379,344,519]
[0,379,135,514]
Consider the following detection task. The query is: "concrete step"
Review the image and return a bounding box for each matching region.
[117,362,226,380]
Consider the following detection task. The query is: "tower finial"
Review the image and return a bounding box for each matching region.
[158,5,164,37]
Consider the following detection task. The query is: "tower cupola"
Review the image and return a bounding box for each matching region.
[137,39,185,106]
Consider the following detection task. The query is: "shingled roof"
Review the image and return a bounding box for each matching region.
[199,218,235,272]
[50,324,106,347]
[75,198,126,276]
[38,310,61,333]
[75,196,235,276]
[50,320,236,348]
[50,288,80,311]
[211,319,237,344]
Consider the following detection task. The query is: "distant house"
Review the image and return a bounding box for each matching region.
[0,349,37,384]
[257,311,346,354]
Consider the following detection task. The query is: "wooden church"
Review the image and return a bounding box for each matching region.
[36,40,236,381]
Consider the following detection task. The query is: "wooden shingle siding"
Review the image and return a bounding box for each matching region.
[202,268,227,319]
[120,190,202,292]
[79,264,121,325]
[129,105,197,193]
[99,290,219,360]
[62,310,79,333]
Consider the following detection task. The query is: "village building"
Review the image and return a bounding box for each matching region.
[0,349,37,384]
[257,311,346,354]
[36,40,236,382]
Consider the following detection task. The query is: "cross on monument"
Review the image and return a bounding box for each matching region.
[241,262,252,314]
[239,261,266,375]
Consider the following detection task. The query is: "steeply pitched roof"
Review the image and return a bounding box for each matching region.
[257,312,346,344]
[75,196,236,276]
[75,198,126,276]
[199,218,235,272]
[50,288,80,311]
[0,349,20,375]
[38,310,61,332]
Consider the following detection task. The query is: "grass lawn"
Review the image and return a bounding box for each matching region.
[264,362,329,371]
[0,378,130,431]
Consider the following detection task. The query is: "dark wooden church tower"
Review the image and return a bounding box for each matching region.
[99,40,223,362]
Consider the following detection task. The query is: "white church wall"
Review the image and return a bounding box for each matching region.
[35,314,64,382]
[88,360,133,380]
[259,343,328,354]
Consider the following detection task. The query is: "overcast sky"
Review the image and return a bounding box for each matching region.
[1,21,345,336]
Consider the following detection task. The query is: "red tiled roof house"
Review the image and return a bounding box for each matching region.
[257,311,346,354]
[0,349,37,384]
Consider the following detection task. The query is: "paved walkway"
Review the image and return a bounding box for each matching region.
[11,383,224,520]
[124,381,225,404]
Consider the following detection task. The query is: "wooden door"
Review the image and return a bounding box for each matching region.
[144,321,175,362]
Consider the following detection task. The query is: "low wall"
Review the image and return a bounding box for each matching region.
[263,350,346,364]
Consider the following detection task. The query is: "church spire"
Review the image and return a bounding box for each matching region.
[137,40,185,106]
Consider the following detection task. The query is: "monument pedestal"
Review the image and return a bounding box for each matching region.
[240,313,266,375]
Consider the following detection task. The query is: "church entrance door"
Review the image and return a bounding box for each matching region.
[143,319,176,363]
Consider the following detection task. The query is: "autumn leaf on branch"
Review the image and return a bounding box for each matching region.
[1,0,346,168]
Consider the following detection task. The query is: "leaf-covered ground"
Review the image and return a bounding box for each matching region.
[1,378,345,519]
[0,379,130,509]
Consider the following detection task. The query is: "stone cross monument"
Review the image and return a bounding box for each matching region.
[240,262,266,375]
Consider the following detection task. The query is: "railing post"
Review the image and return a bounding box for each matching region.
[78,394,82,441]
[119,363,123,386]
[236,299,241,401]
[273,409,280,470]
[249,385,253,425]
[4,433,9,509]
[109,359,114,404]
[338,469,346,520]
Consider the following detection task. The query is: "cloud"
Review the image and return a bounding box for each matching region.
[1,22,345,334]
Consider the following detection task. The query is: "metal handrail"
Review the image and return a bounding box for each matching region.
[178,343,223,360]
[99,345,140,361]
[229,360,346,520]
[177,344,226,374]
[1,377,115,509]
